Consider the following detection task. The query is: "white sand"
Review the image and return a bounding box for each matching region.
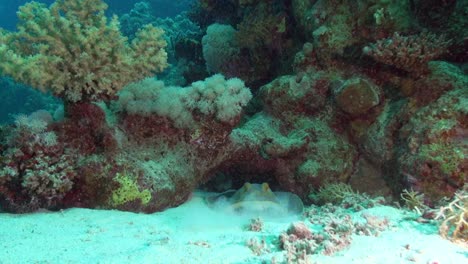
[0,192,466,264]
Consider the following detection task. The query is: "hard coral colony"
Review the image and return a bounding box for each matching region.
[0,0,466,259]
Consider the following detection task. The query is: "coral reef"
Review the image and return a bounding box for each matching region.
[0,0,466,236]
[73,74,252,212]
[292,0,412,67]
[397,75,467,202]
[225,68,358,200]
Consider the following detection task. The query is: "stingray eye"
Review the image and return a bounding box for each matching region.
[244,182,251,190]
[262,183,270,191]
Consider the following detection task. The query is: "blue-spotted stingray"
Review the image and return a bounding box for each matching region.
[205,182,304,217]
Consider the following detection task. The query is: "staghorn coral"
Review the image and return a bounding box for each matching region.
[309,183,384,211]
[400,189,426,212]
[435,186,468,243]
[0,0,168,102]
[310,183,356,205]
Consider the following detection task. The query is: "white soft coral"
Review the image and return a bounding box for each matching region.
[116,74,252,128]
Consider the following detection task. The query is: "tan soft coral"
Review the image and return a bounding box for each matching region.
[0,0,168,102]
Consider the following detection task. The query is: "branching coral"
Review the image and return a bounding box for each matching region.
[311,183,356,205]
[435,186,468,243]
[310,183,383,210]
[363,31,451,76]
[400,189,426,212]
[0,0,168,102]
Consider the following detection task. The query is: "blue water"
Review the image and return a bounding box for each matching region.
[0,1,191,30]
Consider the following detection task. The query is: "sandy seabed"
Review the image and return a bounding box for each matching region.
[0,192,467,264]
